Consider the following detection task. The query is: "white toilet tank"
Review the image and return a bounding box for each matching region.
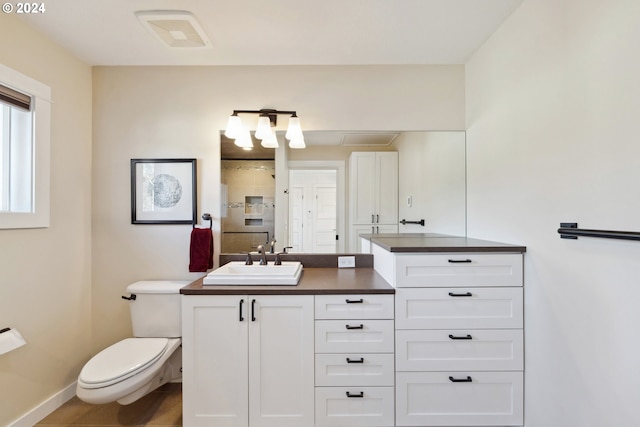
[126,281,190,338]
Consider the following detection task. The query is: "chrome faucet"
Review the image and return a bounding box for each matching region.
[256,245,268,265]
[269,238,277,254]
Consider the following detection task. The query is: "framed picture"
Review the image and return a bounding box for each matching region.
[131,158,197,224]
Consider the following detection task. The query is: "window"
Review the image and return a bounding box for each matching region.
[0,64,51,229]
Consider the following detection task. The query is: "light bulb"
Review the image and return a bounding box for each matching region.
[285,115,303,141]
[261,128,279,148]
[234,127,253,149]
[254,116,272,140]
[289,136,306,149]
[224,114,242,139]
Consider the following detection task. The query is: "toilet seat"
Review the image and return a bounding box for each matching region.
[79,338,168,389]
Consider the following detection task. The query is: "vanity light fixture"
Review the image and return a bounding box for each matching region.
[224,109,306,149]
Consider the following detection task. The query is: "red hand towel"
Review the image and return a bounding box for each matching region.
[189,228,213,272]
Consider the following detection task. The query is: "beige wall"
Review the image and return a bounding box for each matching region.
[466,0,640,425]
[1,20,464,422]
[0,13,92,426]
[91,64,465,350]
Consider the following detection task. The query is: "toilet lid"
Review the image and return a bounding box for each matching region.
[79,338,168,385]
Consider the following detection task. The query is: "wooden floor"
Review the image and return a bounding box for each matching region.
[35,383,182,427]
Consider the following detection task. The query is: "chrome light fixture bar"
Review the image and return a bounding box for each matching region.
[224,108,305,149]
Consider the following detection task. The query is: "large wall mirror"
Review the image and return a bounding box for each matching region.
[220,130,466,254]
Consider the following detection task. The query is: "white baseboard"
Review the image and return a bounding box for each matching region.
[8,382,77,427]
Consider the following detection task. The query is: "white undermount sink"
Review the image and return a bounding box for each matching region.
[203,261,303,286]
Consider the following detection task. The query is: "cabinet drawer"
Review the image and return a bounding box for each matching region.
[396,371,523,426]
[396,329,523,371]
[316,386,394,427]
[315,294,394,320]
[395,253,523,288]
[316,320,394,353]
[396,287,523,329]
[315,353,395,387]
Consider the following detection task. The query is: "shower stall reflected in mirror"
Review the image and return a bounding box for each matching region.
[221,159,275,253]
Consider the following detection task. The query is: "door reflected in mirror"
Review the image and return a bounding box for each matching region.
[289,169,337,253]
[220,131,466,254]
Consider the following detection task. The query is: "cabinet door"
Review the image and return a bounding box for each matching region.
[396,287,523,330]
[316,386,395,427]
[396,329,524,371]
[375,152,398,224]
[394,253,523,288]
[182,295,248,427]
[316,319,395,353]
[315,353,395,386]
[315,294,394,320]
[350,224,376,253]
[349,152,376,224]
[249,295,315,427]
[396,371,524,426]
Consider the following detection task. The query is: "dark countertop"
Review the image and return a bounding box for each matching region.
[368,234,526,253]
[181,267,395,295]
[360,232,454,239]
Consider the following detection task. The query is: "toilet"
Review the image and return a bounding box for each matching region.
[76,280,189,405]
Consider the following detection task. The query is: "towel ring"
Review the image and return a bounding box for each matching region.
[194,213,212,229]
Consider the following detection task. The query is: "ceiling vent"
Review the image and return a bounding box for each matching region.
[341,132,400,147]
[136,11,212,48]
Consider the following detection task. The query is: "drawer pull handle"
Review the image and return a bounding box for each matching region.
[239,299,244,322]
[345,324,364,330]
[251,299,257,322]
[346,357,364,364]
[448,259,472,263]
[449,376,473,383]
[345,298,364,304]
[448,292,473,297]
[346,391,364,398]
[449,334,472,340]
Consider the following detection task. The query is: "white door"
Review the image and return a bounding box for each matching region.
[288,170,337,253]
[349,152,376,224]
[182,295,249,427]
[313,184,337,252]
[375,152,398,224]
[289,186,304,252]
[249,295,315,427]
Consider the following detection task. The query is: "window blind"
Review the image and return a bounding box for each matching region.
[0,83,31,111]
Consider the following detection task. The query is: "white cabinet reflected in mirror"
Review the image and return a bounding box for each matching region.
[220,131,466,254]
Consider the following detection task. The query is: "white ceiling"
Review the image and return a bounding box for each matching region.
[18,0,523,66]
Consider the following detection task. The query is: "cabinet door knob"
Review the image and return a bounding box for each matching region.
[346,391,364,398]
[345,324,364,330]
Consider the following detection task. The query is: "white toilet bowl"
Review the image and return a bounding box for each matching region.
[77,337,181,405]
[76,280,188,405]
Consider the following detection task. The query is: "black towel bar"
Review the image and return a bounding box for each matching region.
[558,222,640,241]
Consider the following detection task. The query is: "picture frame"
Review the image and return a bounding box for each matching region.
[131,158,197,224]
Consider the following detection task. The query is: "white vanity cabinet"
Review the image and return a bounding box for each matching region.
[182,294,315,427]
[349,152,398,251]
[388,251,525,427]
[314,294,395,427]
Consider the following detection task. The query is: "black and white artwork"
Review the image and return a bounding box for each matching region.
[131,158,197,224]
